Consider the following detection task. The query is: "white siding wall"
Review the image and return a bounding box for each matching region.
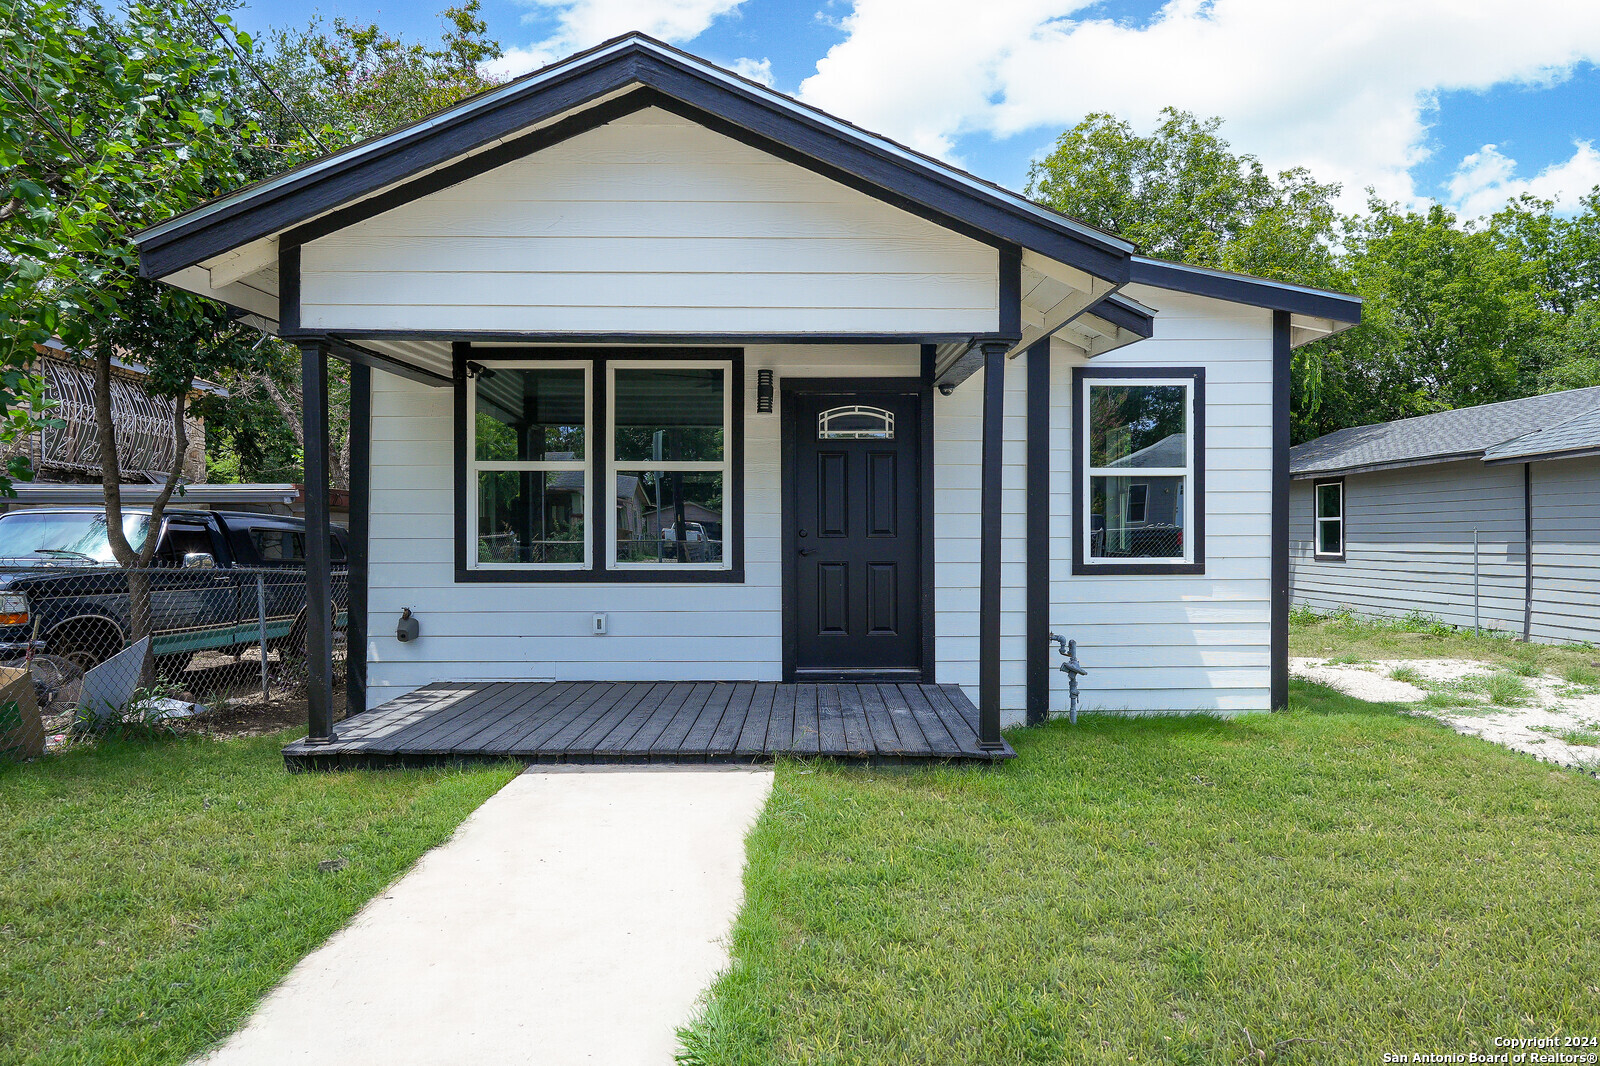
[364,288,1276,719]
[1044,287,1275,713]
[1289,456,1600,645]
[300,107,999,335]
[366,345,921,705]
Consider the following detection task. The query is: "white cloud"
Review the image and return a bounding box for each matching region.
[1448,141,1600,219]
[483,0,747,79]
[730,56,775,87]
[795,0,1600,213]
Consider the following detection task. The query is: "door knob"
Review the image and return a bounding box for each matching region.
[798,547,818,556]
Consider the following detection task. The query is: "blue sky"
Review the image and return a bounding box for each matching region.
[233,0,1600,219]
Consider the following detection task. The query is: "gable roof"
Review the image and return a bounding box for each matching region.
[1290,387,1600,477]
[134,32,1134,284]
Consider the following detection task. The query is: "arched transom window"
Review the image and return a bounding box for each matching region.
[817,405,894,440]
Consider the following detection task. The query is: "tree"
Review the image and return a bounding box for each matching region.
[204,4,503,486]
[1026,108,1343,289]
[251,2,500,151]
[0,0,275,670]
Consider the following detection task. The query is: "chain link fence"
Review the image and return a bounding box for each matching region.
[0,562,347,734]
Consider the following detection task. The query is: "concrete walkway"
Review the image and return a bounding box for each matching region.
[196,766,773,1066]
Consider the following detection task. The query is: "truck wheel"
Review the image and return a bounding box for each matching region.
[51,620,127,673]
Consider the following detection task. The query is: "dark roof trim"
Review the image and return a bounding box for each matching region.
[287,329,1016,345]
[1289,451,1481,479]
[1130,257,1361,322]
[136,35,1132,285]
[323,336,453,388]
[1483,445,1600,467]
[1089,293,1155,338]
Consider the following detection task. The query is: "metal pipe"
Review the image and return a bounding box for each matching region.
[1473,529,1480,636]
[256,572,270,706]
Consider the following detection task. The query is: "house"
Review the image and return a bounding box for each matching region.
[131,34,1361,764]
[1289,387,1600,643]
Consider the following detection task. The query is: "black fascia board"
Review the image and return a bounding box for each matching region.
[1091,294,1154,338]
[137,42,1132,286]
[1130,257,1361,322]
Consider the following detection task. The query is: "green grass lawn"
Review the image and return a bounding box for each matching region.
[679,680,1600,1065]
[1290,606,1599,675]
[0,732,514,1066]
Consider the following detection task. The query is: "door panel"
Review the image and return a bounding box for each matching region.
[790,388,922,677]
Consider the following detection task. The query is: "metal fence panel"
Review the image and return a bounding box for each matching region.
[0,562,346,732]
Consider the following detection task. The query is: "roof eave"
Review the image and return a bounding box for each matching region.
[1130,256,1362,322]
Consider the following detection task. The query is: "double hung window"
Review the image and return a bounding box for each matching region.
[1074,368,1205,574]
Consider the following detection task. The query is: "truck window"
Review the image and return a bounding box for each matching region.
[162,524,215,562]
[250,529,305,562]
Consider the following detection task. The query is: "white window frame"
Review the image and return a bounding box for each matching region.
[607,359,734,571]
[466,360,592,571]
[1314,479,1345,559]
[1081,375,1197,567]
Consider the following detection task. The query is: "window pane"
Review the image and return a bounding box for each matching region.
[1089,384,1188,468]
[1316,483,1341,518]
[614,367,725,463]
[1318,518,1342,555]
[477,470,585,564]
[617,471,724,564]
[1090,475,1184,559]
[475,367,586,462]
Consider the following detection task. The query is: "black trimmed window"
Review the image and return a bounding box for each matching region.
[1072,366,1205,576]
[456,348,744,583]
[1314,478,1344,560]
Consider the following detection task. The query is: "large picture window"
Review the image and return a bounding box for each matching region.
[458,350,743,583]
[1073,367,1205,575]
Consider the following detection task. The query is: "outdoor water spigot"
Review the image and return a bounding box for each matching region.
[396,607,420,643]
[1049,632,1087,724]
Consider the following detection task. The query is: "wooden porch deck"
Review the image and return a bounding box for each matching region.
[283,681,1014,770]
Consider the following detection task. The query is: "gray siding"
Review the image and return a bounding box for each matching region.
[1289,456,1600,644]
[1289,461,1527,636]
[1529,455,1600,644]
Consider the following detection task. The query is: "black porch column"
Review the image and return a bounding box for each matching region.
[978,341,1009,749]
[345,362,370,718]
[1024,339,1050,726]
[300,340,337,743]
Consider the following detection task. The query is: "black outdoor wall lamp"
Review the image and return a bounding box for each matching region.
[756,368,774,413]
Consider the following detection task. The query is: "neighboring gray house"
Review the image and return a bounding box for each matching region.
[1289,387,1600,643]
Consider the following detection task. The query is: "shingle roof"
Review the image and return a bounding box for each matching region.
[1482,404,1600,463]
[1290,387,1600,477]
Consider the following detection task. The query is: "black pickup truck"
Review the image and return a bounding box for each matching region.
[0,508,348,671]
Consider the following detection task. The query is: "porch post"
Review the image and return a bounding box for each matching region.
[300,340,337,743]
[1025,339,1050,726]
[978,340,1008,749]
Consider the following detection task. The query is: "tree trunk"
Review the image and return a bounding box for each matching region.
[96,356,193,687]
[254,370,348,490]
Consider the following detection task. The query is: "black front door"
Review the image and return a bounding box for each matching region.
[788,386,923,679]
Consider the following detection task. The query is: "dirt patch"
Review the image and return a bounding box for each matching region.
[172,689,349,739]
[1293,657,1600,772]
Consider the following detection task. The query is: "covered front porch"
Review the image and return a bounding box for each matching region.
[282,680,1015,769]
